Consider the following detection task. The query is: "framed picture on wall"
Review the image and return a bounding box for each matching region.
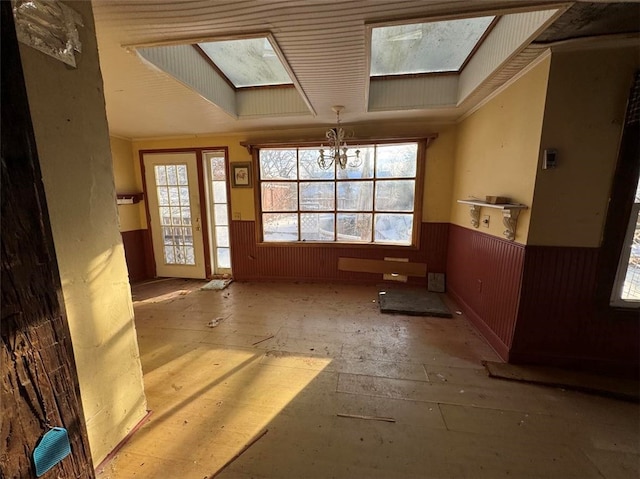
[231,162,252,188]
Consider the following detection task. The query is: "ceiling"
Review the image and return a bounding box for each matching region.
[91,1,639,140]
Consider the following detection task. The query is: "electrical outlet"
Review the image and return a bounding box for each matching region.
[232,212,241,220]
[481,215,490,228]
[477,279,482,293]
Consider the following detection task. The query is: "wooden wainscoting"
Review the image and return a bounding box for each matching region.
[230,221,449,284]
[121,229,155,282]
[446,224,525,360]
[511,246,640,376]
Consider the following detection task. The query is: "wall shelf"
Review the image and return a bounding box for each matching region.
[457,199,528,241]
[116,192,144,205]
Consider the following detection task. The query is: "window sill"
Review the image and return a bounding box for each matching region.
[256,241,419,250]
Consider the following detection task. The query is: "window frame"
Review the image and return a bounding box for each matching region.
[251,138,429,249]
[596,71,640,312]
[610,181,640,307]
[368,16,499,78]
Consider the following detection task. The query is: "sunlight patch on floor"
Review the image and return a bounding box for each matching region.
[99,339,331,478]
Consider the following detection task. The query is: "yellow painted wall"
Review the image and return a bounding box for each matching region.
[133,135,255,221]
[450,55,551,244]
[132,122,455,226]
[528,44,640,247]
[19,1,147,465]
[423,125,456,222]
[111,136,145,231]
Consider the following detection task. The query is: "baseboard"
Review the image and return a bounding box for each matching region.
[447,287,510,361]
[94,410,153,473]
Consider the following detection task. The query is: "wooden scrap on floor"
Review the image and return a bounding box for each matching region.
[211,429,269,478]
[337,413,396,423]
[252,334,275,346]
[338,257,427,277]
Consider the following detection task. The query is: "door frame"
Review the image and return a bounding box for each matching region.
[203,149,233,276]
[139,146,231,279]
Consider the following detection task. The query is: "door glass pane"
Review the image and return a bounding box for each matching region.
[179,187,190,205]
[263,213,298,241]
[337,181,373,211]
[168,186,179,205]
[217,248,231,269]
[210,156,226,181]
[159,207,171,225]
[177,165,188,185]
[215,226,229,247]
[337,213,372,242]
[181,207,192,224]
[214,204,228,226]
[208,153,231,273]
[375,180,415,211]
[155,163,195,265]
[212,181,227,203]
[374,213,413,244]
[300,182,334,211]
[166,165,178,185]
[261,182,298,211]
[157,187,169,206]
[301,213,335,241]
[155,165,167,185]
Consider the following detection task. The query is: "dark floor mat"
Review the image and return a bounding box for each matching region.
[378,288,452,317]
[483,361,639,402]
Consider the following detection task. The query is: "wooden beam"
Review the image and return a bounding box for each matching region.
[338,257,427,277]
[1,2,94,477]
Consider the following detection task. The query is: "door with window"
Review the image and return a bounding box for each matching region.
[143,152,206,278]
[204,151,231,275]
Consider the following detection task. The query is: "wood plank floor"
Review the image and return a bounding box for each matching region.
[96,279,639,479]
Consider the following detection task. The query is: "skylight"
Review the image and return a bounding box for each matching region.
[197,37,293,88]
[370,16,496,76]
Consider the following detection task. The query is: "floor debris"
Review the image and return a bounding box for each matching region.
[210,429,269,478]
[207,317,224,328]
[201,279,233,291]
[251,335,275,346]
[337,413,396,423]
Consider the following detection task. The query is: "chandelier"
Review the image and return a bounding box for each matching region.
[317,105,361,170]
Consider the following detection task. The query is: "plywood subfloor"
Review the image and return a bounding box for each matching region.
[96,280,639,479]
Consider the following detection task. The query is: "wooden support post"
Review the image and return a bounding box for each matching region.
[1,2,95,477]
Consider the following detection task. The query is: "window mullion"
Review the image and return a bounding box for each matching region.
[296,149,301,241]
[371,145,377,243]
[334,162,338,242]
[259,141,419,246]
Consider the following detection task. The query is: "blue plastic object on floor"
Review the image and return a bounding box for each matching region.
[33,427,71,477]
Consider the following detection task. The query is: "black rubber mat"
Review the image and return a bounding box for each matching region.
[378,288,452,317]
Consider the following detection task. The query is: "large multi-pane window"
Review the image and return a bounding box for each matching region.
[258,142,421,245]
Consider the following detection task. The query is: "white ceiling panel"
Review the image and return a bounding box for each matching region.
[91,1,600,139]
